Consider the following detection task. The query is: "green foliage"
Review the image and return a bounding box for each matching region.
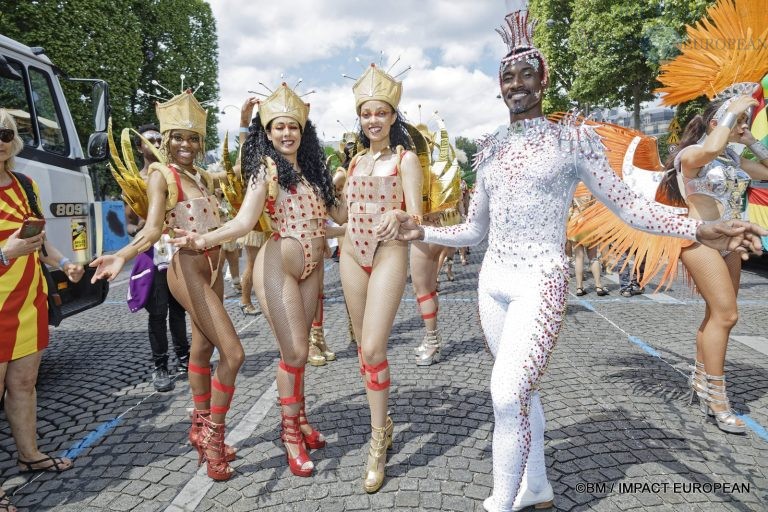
[130,0,220,149]
[570,0,658,126]
[455,136,478,187]
[324,145,343,172]
[0,0,220,198]
[529,0,576,114]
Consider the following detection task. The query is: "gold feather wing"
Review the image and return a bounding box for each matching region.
[107,118,149,219]
[404,122,432,213]
[427,123,462,225]
[220,133,245,212]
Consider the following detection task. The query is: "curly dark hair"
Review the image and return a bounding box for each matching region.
[356,111,414,152]
[241,113,336,208]
[658,99,724,206]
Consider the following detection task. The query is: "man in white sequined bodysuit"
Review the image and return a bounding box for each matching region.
[378,10,768,512]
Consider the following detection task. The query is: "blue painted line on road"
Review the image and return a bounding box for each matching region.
[628,335,661,358]
[62,416,123,459]
[738,415,768,443]
[576,299,596,312]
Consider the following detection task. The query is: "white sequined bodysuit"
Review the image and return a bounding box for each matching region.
[423,117,701,511]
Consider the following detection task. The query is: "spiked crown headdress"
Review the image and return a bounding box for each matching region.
[352,64,403,112]
[156,90,207,136]
[497,10,549,87]
[258,82,310,129]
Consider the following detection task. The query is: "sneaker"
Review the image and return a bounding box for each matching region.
[152,368,174,392]
[176,356,189,376]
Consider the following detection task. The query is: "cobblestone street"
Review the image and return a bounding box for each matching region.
[1,245,766,511]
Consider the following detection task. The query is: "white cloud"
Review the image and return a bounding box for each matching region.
[211,0,512,143]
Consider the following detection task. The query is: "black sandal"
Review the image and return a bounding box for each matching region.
[575,287,586,296]
[17,455,73,473]
[0,491,17,512]
[595,287,609,296]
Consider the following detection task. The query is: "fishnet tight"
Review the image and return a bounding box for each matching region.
[340,240,408,428]
[167,248,245,424]
[253,237,323,417]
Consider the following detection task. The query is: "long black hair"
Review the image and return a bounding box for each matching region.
[242,113,336,208]
[356,111,414,152]
[658,99,724,206]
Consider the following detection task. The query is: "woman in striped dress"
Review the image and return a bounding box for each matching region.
[0,109,83,511]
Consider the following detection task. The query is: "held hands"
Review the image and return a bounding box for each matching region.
[89,254,126,283]
[63,262,85,283]
[375,210,424,242]
[168,229,206,250]
[695,220,767,260]
[3,228,45,259]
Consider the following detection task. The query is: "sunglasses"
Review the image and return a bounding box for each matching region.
[0,128,14,143]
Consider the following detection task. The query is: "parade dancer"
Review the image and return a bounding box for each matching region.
[410,118,463,366]
[381,10,766,511]
[340,63,423,492]
[171,84,341,477]
[92,90,243,481]
[653,0,768,434]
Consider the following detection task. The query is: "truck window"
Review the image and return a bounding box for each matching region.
[0,58,36,146]
[29,66,68,155]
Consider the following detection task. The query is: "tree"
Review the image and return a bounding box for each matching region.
[0,0,221,198]
[0,0,143,139]
[455,136,478,187]
[130,0,220,149]
[570,0,660,128]
[529,0,576,114]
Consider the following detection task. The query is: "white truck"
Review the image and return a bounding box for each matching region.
[0,34,110,322]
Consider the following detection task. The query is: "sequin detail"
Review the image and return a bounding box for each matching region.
[270,186,327,280]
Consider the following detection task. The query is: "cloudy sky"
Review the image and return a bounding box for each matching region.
[210,0,521,143]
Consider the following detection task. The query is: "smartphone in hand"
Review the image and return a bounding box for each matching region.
[19,217,46,239]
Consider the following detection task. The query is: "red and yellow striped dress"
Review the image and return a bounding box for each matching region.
[0,174,49,362]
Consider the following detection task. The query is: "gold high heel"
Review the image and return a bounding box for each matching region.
[703,374,746,434]
[307,330,326,366]
[310,326,336,361]
[363,423,389,493]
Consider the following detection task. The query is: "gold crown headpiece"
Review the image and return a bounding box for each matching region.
[656,0,768,106]
[350,63,404,112]
[497,10,549,87]
[256,82,311,130]
[155,90,208,137]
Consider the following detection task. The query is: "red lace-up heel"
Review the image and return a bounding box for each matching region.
[189,409,237,461]
[281,411,314,477]
[196,415,233,481]
[299,404,326,449]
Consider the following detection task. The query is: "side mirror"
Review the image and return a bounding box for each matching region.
[87,132,107,159]
[0,55,22,80]
[91,81,109,133]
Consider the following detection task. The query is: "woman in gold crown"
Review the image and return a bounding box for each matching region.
[171,84,341,477]
[339,63,422,493]
[91,91,244,481]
